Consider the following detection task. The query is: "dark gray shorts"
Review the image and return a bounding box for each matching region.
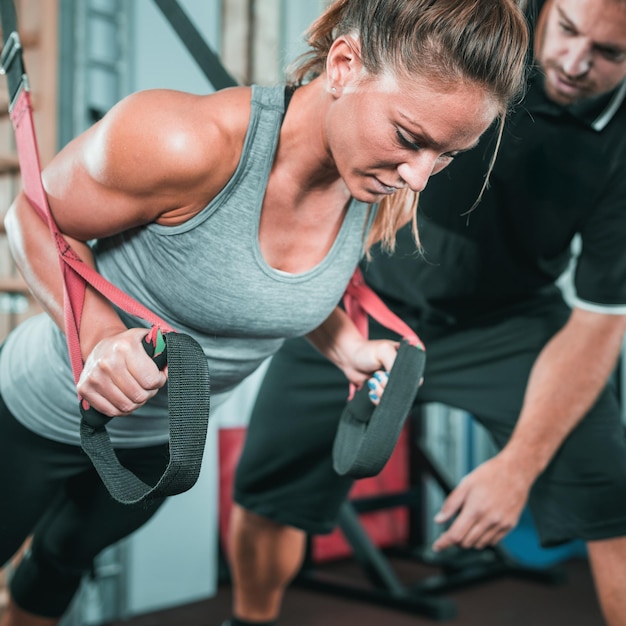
[234,295,626,546]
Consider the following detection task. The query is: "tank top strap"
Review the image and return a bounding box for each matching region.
[250,84,286,115]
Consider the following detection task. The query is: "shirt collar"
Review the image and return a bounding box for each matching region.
[525,66,626,131]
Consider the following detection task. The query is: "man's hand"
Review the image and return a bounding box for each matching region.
[432,453,534,552]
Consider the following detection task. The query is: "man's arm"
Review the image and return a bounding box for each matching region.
[433,306,626,551]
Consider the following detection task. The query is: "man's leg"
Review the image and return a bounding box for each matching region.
[228,337,359,624]
[225,306,540,625]
[228,505,306,623]
[410,299,626,625]
[0,599,59,626]
[227,294,626,625]
[588,537,626,626]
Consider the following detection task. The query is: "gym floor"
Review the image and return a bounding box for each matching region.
[109,555,604,626]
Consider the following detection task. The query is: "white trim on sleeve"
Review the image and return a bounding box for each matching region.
[573,298,626,315]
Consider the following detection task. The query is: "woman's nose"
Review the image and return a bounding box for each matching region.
[397,153,440,193]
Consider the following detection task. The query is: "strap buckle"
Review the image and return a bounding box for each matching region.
[0,30,29,108]
[0,31,21,74]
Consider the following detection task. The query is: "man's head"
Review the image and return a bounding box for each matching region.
[535,0,626,105]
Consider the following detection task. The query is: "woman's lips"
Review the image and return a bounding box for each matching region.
[373,177,400,195]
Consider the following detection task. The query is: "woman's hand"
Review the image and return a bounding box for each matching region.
[340,338,399,393]
[77,328,168,417]
[306,306,402,403]
[364,346,425,406]
[367,369,389,404]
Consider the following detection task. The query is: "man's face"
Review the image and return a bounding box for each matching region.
[535,0,626,105]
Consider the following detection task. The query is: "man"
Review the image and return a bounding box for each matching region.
[226,0,626,624]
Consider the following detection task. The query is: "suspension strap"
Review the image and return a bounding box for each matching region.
[334,268,427,478]
[343,267,424,398]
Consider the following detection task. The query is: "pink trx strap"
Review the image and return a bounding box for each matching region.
[334,268,427,478]
[344,267,423,348]
[343,266,425,399]
[10,88,175,385]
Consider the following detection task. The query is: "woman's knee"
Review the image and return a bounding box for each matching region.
[9,539,85,618]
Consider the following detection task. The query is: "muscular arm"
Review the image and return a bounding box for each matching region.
[433,307,626,551]
[4,87,245,415]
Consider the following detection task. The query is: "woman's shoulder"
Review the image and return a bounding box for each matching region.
[86,86,253,193]
[106,85,253,145]
[44,86,257,229]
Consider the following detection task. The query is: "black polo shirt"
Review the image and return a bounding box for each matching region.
[362,59,626,328]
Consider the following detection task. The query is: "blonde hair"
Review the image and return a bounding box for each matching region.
[288,0,530,254]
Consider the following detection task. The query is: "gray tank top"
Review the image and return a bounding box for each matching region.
[0,84,374,447]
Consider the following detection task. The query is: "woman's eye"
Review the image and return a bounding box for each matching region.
[435,149,460,164]
[437,154,456,164]
[396,129,421,151]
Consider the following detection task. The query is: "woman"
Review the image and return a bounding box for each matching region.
[0,0,528,623]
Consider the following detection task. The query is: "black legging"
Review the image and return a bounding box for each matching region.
[0,395,169,617]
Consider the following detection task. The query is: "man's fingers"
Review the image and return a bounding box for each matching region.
[431,486,471,552]
[433,510,495,552]
[434,482,467,524]
[474,527,508,550]
[458,519,500,550]
[433,504,515,552]
[432,514,474,552]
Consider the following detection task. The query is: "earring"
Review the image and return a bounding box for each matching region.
[331,86,337,93]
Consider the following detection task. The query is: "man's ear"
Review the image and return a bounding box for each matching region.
[326,35,363,95]
[533,0,552,60]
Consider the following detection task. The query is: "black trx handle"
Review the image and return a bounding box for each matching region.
[333,270,427,478]
[333,340,426,478]
[80,331,211,505]
[80,330,168,430]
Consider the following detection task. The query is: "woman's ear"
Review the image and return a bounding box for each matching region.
[326,35,363,96]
